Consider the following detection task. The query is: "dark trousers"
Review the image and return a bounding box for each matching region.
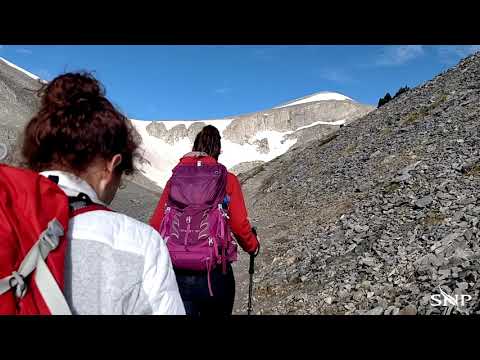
[174,263,235,316]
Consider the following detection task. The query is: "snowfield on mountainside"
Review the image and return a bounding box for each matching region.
[131,119,298,187]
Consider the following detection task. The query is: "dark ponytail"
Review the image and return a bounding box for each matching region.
[192,125,221,160]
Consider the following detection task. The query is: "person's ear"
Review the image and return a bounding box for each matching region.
[106,154,123,176]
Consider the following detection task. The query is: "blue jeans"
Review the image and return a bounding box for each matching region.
[174,263,235,316]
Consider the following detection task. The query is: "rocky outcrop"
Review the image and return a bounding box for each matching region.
[253,138,269,154]
[167,124,188,144]
[187,121,206,143]
[146,121,167,139]
[146,121,208,145]
[233,51,480,315]
[223,101,374,144]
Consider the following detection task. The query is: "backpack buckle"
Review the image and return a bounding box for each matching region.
[40,219,64,252]
[218,204,230,219]
[9,272,27,299]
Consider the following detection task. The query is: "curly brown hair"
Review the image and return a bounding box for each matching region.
[21,72,141,176]
[192,125,221,160]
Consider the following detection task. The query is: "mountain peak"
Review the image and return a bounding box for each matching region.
[274,91,353,109]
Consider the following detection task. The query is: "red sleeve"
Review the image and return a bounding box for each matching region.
[226,173,259,254]
[149,179,171,231]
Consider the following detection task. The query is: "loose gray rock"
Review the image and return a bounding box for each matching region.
[365,306,384,315]
[415,196,433,208]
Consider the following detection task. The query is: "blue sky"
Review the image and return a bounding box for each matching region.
[0,45,479,120]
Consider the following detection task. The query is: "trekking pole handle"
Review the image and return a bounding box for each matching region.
[249,226,259,274]
[251,226,260,257]
[249,253,255,275]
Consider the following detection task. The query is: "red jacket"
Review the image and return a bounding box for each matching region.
[150,155,259,254]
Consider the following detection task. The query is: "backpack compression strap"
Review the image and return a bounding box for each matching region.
[0,219,71,315]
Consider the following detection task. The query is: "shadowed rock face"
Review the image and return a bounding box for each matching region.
[0,59,42,130]
[229,160,265,176]
[233,52,480,315]
[0,58,43,165]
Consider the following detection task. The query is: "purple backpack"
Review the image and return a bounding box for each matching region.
[159,157,238,296]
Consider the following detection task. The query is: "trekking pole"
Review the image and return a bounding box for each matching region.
[247,226,259,315]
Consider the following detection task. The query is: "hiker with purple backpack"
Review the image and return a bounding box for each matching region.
[150,125,260,316]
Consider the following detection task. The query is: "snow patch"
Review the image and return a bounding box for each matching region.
[216,135,297,174]
[295,119,346,131]
[275,91,352,109]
